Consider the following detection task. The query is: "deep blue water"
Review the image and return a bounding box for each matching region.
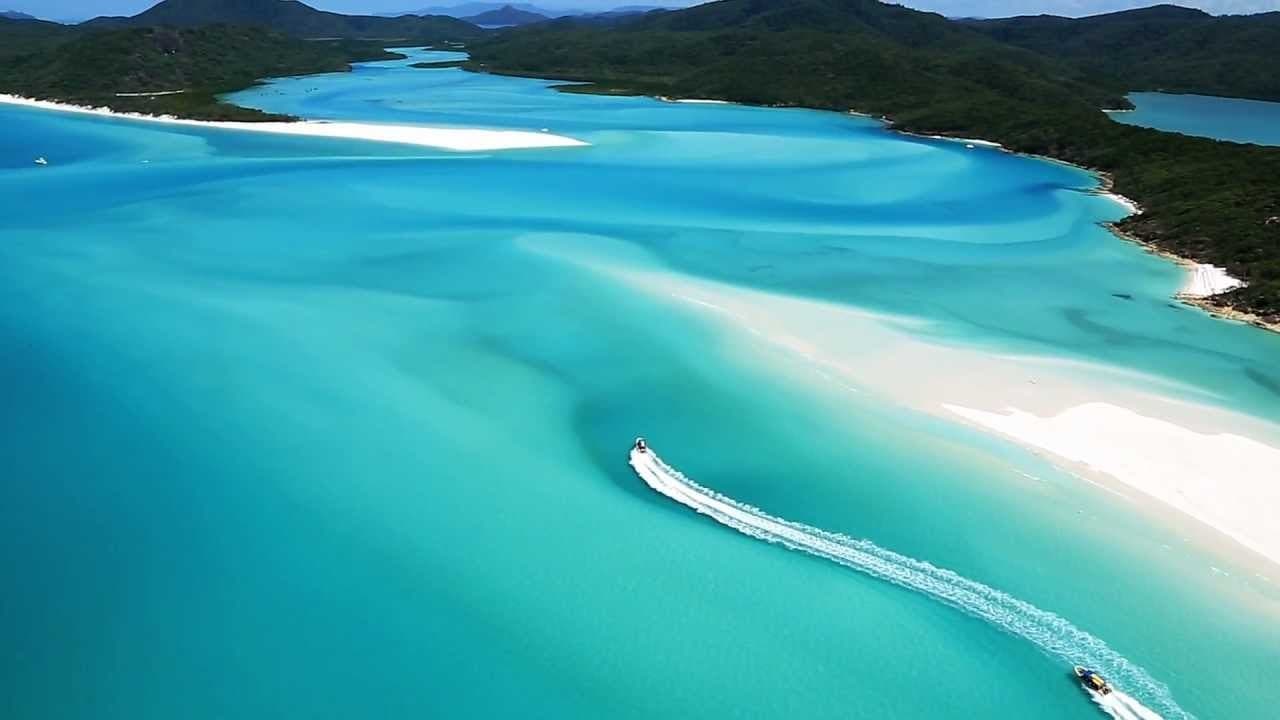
[1110,92,1280,146]
[1,50,1278,719]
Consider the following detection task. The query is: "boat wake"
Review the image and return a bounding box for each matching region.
[629,446,1188,720]
[1091,690,1169,720]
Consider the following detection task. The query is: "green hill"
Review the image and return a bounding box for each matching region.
[970,5,1280,102]
[0,0,483,120]
[466,0,1280,323]
[0,24,400,120]
[462,5,549,26]
[0,15,77,58]
[85,0,484,43]
[470,0,1125,111]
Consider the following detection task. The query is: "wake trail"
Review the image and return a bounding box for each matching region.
[1092,691,1169,720]
[630,447,1187,720]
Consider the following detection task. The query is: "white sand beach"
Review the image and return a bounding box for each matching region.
[523,232,1280,569]
[1101,191,1143,216]
[0,94,588,152]
[944,402,1280,565]
[1181,263,1245,297]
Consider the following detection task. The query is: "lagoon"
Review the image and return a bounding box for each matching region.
[1110,92,1280,146]
[2,50,1278,719]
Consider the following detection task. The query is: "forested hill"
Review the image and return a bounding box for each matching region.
[84,0,484,43]
[0,15,77,55]
[0,24,400,120]
[472,0,1127,111]
[969,5,1280,102]
[0,0,483,120]
[466,0,1280,323]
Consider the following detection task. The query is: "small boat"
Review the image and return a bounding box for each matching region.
[34,157,48,166]
[1074,666,1112,695]
[633,437,648,454]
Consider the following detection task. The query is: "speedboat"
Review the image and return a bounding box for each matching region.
[34,157,48,166]
[1074,666,1112,695]
[633,437,648,454]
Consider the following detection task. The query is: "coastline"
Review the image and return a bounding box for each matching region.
[518,70,1273,334]
[528,234,1280,577]
[944,401,1280,577]
[0,94,587,152]
[654,89,1269,334]
[881,125,1280,335]
[1100,215,1280,332]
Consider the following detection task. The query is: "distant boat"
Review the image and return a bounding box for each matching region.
[34,157,48,166]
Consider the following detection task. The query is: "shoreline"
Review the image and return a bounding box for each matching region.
[597,81,1270,334]
[464,60,1280,331]
[529,234,1280,577]
[1101,218,1280,332]
[883,125,1280,335]
[0,94,587,152]
[944,401,1280,579]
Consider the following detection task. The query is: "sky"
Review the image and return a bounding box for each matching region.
[5,0,1278,23]
[5,0,689,21]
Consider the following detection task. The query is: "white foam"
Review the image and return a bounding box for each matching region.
[1093,689,1169,720]
[630,446,1187,720]
[1180,263,1245,297]
[0,94,588,152]
[1101,191,1143,216]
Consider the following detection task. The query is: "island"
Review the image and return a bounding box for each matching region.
[1,0,1277,326]
[462,1,1280,328]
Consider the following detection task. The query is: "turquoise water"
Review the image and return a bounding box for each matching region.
[1110,92,1280,146]
[2,50,1278,719]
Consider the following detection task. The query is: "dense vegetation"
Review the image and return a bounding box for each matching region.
[467,0,1280,322]
[0,0,482,120]
[0,22,401,120]
[84,0,484,44]
[0,15,78,56]
[970,5,1280,102]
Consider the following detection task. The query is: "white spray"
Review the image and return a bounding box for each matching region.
[630,446,1187,720]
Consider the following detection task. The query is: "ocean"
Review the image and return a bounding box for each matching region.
[1,49,1277,719]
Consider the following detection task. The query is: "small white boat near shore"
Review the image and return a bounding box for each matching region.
[34,156,48,166]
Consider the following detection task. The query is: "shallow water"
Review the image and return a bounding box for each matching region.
[1109,92,1280,146]
[2,49,1278,719]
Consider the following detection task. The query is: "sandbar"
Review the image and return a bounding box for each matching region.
[0,94,588,152]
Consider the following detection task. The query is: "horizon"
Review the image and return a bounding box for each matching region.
[5,0,1280,24]
[2,0,695,22]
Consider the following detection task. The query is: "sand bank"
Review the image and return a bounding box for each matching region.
[0,94,587,152]
[656,96,733,105]
[944,402,1280,565]
[523,233,1280,570]
[114,90,186,98]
